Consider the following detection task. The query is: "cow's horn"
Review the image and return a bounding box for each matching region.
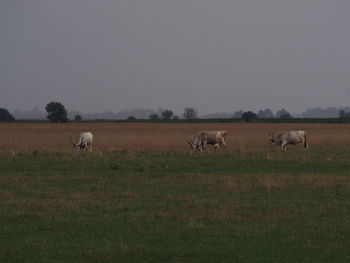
[70,140,77,148]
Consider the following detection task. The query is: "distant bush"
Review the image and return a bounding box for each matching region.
[161,109,174,120]
[74,115,82,121]
[149,113,160,120]
[127,116,136,121]
[276,108,292,118]
[257,109,274,118]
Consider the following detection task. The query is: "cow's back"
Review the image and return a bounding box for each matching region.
[196,131,219,144]
[285,130,306,144]
[81,132,93,144]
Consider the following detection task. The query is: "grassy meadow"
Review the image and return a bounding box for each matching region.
[1,123,350,262]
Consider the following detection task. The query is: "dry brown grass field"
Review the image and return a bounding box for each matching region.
[2,122,350,262]
[1,122,350,152]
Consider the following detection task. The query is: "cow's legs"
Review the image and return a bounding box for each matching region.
[221,139,227,152]
[303,139,309,151]
[198,143,203,152]
[281,142,287,152]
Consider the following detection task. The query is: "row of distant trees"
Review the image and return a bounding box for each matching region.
[339,110,350,119]
[236,108,350,121]
[0,103,199,122]
[149,107,198,121]
[233,108,292,119]
[149,108,293,121]
[2,102,350,122]
[0,102,73,122]
[232,109,291,122]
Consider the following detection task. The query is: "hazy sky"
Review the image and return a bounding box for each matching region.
[1,0,350,115]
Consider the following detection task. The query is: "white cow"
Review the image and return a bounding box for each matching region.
[269,130,309,152]
[71,132,93,152]
[188,131,227,151]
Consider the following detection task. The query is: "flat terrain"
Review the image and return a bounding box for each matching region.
[1,122,350,152]
[1,123,350,262]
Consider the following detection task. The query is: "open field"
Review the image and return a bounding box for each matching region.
[1,123,350,262]
[2,122,350,152]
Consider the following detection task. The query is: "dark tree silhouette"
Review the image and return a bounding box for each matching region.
[45,102,68,122]
[241,111,258,122]
[161,109,174,120]
[126,116,136,121]
[276,108,292,118]
[183,107,198,121]
[74,114,82,121]
[149,113,160,120]
[0,108,15,121]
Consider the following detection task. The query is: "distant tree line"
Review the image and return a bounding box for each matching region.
[233,108,292,122]
[301,107,350,118]
[338,110,350,119]
[149,109,176,120]
[149,107,197,121]
[3,102,350,122]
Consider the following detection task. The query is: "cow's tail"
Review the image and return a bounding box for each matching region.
[304,131,309,149]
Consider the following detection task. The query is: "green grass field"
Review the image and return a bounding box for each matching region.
[1,147,350,262]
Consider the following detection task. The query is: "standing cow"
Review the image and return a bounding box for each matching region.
[71,132,93,152]
[188,131,227,151]
[269,130,309,152]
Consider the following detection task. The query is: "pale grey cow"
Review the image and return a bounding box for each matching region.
[71,131,93,152]
[269,130,309,152]
[188,131,227,151]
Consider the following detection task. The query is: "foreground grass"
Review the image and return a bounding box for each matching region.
[1,147,350,262]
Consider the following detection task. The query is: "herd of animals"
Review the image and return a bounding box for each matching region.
[71,130,309,153]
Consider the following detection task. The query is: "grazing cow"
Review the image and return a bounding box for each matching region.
[269,131,308,152]
[188,131,227,151]
[71,132,93,152]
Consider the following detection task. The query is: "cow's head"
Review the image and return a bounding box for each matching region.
[269,133,277,147]
[187,140,198,150]
[71,141,79,151]
[70,139,83,151]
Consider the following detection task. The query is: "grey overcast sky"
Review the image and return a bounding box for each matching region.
[1,0,350,115]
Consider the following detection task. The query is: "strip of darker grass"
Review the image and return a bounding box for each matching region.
[1,148,350,262]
